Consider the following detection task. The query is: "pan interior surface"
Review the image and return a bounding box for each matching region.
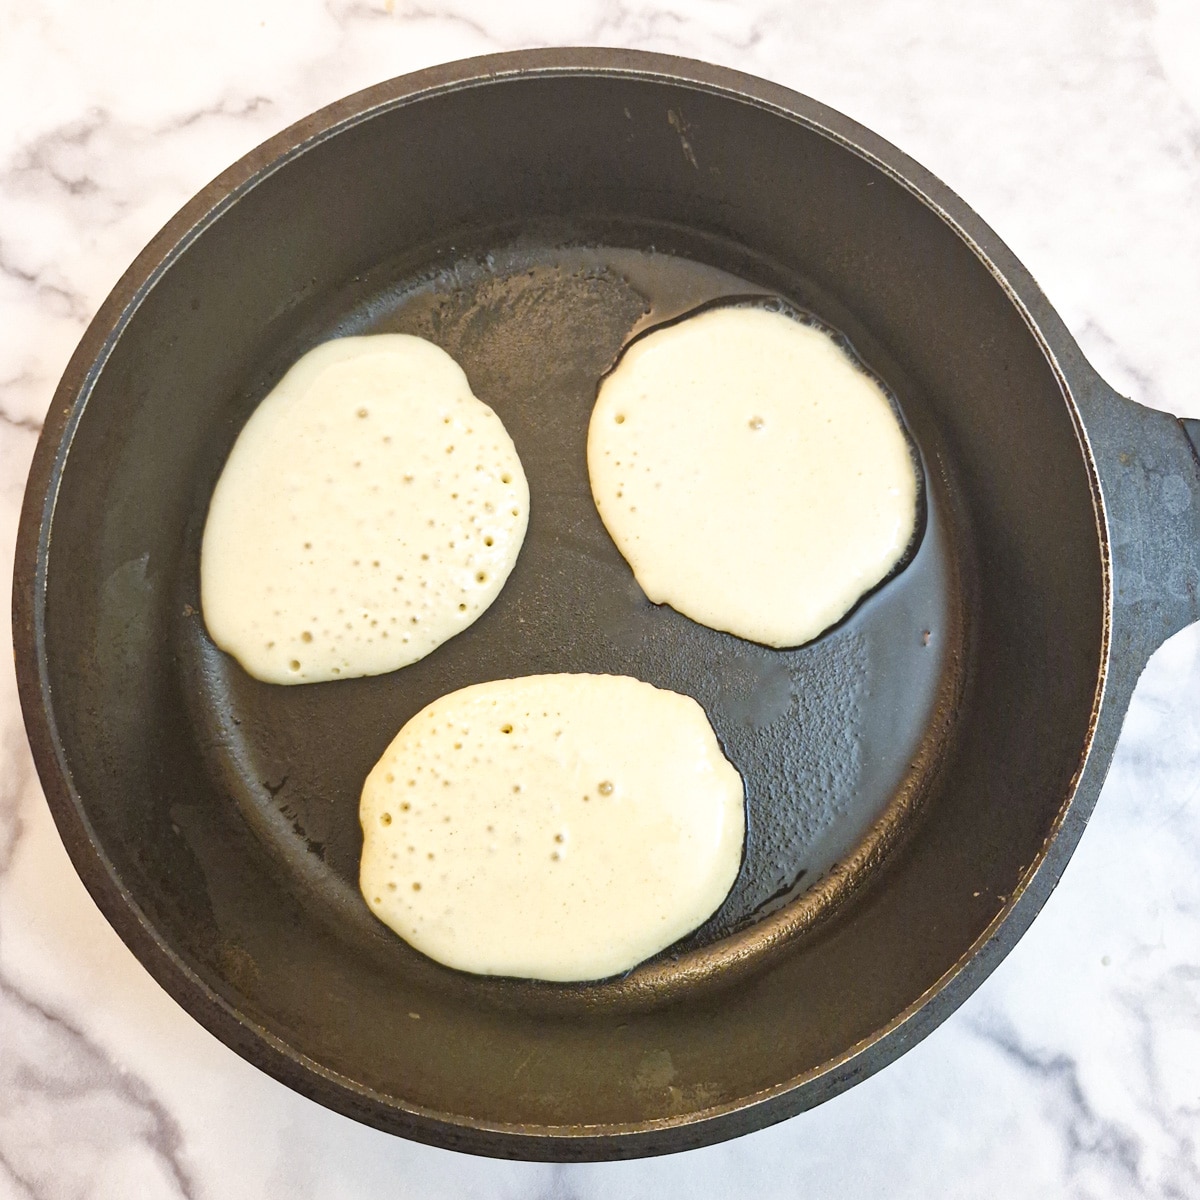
[30,66,1105,1153]
[176,232,959,991]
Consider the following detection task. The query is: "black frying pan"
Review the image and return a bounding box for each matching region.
[13,49,1200,1160]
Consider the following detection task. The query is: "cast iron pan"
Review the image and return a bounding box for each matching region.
[13,49,1200,1160]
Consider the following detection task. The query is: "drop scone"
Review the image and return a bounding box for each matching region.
[588,305,920,647]
[359,674,745,982]
[201,334,528,684]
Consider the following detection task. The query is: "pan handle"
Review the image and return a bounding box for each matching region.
[1083,379,1200,668]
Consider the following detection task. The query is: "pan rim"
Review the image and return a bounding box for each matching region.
[11,47,1112,1158]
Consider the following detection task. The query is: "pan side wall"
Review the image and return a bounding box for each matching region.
[37,74,1104,1135]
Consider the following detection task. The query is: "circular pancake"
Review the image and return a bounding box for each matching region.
[587,305,919,647]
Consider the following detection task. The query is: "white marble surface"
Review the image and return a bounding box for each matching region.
[3,1,1200,1195]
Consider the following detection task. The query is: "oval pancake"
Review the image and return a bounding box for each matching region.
[359,673,746,982]
[201,334,528,684]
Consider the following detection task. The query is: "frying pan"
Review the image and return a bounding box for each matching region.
[13,48,1200,1160]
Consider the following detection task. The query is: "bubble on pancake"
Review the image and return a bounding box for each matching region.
[587,304,920,648]
[200,334,528,684]
[359,673,746,982]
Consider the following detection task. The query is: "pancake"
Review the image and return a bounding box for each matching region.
[587,305,919,647]
[359,673,746,982]
[201,334,528,684]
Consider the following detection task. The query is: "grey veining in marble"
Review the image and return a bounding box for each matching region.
[2,1,1199,1196]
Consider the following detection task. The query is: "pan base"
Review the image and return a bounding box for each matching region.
[176,224,968,1004]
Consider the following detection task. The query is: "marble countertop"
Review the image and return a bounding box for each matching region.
[3,1,1199,1196]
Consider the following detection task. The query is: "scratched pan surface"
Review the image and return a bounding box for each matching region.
[21,50,1195,1160]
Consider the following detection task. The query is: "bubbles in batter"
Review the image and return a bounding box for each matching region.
[200,334,528,684]
[359,673,746,982]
